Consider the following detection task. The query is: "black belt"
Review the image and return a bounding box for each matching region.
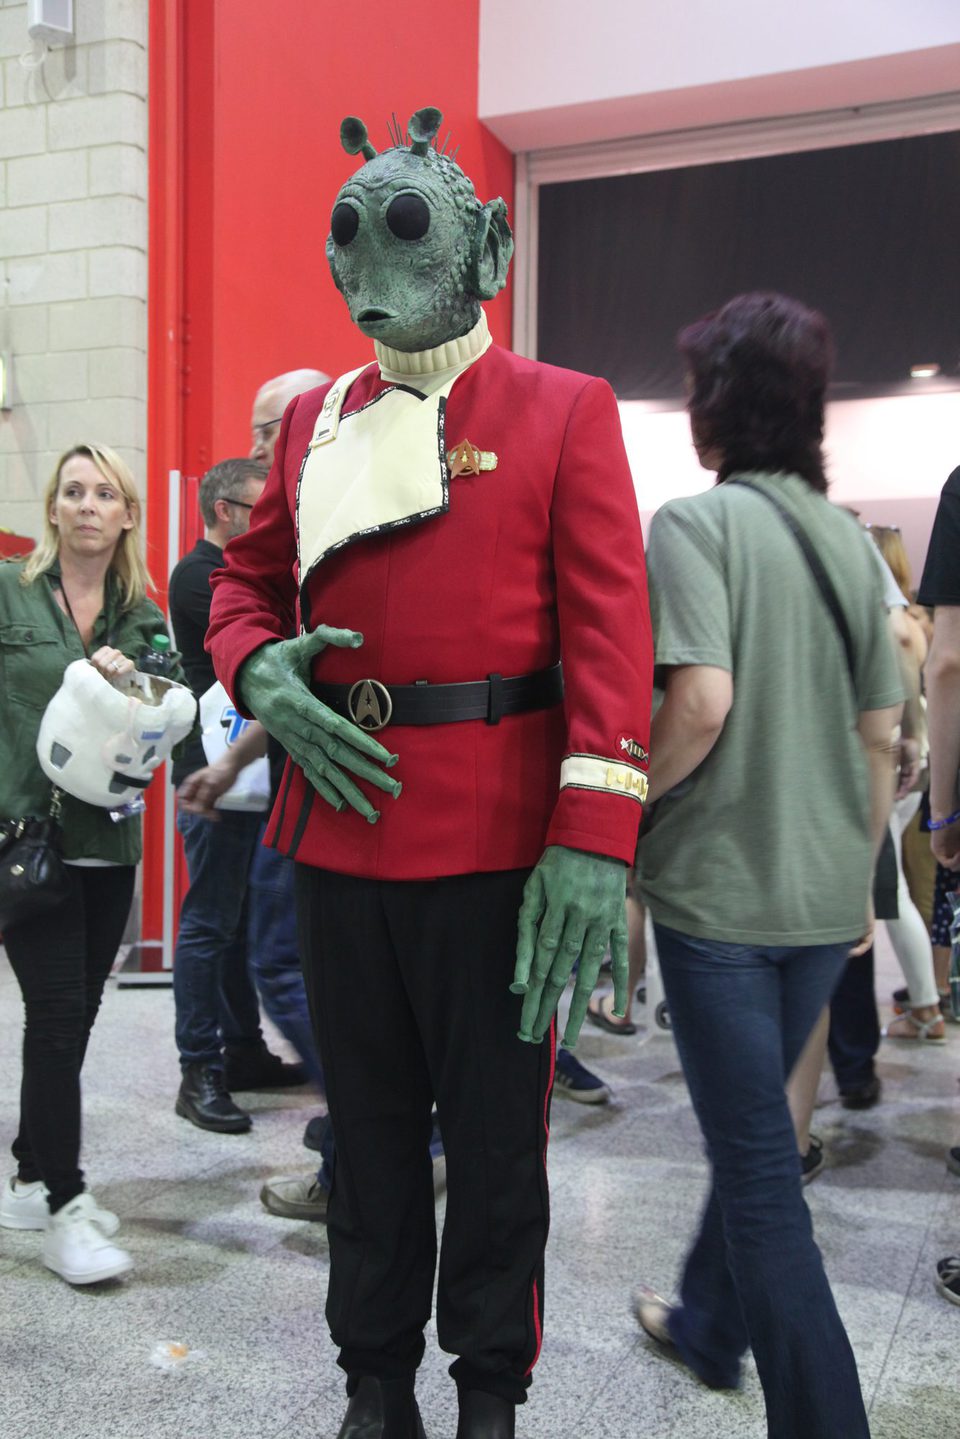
[312,662,563,732]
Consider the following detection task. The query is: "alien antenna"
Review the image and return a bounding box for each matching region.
[340,116,377,162]
[407,107,443,157]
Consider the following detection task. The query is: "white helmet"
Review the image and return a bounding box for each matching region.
[37,660,197,808]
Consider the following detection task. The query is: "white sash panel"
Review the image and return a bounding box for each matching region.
[296,368,461,588]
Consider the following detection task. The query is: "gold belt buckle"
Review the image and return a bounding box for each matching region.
[347,678,393,732]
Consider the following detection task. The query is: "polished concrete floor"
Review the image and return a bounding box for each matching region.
[0,933,957,1439]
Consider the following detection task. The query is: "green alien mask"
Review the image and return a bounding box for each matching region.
[326,107,514,353]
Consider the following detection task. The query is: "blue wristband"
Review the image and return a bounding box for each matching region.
[928,808,960,831]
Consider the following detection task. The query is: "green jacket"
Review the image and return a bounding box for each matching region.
[0,559,183,864]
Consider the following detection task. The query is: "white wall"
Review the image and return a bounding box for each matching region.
[625,390,958,579]
[480,0,960,149]
[0,1,147,543]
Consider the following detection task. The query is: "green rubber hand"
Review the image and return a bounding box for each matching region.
[237,626,401,824]
[511,845,628,1049]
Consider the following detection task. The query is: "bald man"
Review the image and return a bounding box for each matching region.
[240,368,339,1220]
[250,369,330,467]
[248,367,447,1224]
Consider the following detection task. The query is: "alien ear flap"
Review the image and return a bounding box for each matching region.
[408,107,443,156]
[469,197,514,301]
[341,116,378,162]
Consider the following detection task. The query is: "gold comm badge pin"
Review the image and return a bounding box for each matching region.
[447,438,498,478]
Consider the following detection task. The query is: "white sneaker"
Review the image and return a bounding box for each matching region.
[0,1176,120,1236]
[42,1196,132,1285]
[0,1176,49,1231]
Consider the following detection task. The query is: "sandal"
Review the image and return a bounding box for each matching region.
[892,986,951,1018]
[587,993,637,1036]
[883,1010,947,1044]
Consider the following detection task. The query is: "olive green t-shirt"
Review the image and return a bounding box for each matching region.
[636,472,904,946]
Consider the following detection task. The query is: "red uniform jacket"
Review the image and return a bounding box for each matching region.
[207,342,653,880]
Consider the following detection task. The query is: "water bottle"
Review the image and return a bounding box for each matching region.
[137,632,178,677]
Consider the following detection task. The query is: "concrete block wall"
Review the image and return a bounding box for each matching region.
[0,0,147,543]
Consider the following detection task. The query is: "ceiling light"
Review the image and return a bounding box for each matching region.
[910,363,940,379]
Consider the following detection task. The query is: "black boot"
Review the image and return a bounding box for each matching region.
[455,1390,515,1439]
[335,1376,427,1439]
[224,1039,307,1090]
[175,1062,252,1133]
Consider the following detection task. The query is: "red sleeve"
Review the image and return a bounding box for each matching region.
[206,396,303,714]
[544,377,653,865]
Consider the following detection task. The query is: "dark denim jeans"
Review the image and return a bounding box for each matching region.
[247,840,325,1093]
[174,808,265,1067]
[654,924,870,1439]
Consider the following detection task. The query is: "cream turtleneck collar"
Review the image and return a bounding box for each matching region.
[375,312,491,390]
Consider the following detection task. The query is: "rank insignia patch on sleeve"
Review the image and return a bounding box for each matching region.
[617,734,649,768]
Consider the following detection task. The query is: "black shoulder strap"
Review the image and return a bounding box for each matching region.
[726,479,856,685]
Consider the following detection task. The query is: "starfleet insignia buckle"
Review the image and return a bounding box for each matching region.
[447,438,498,478]
[347,678,393,731]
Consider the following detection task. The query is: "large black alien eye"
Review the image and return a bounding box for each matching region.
[331,203,359,246]
[386,193,430,241]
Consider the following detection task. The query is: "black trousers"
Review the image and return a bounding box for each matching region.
[3,865,135,1211]
[295,866,554,1405]
[828,829,898,1090]
[827,946,880,1090]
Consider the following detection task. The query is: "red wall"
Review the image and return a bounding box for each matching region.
[177,1,514,476]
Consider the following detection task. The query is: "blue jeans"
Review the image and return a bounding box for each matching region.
[654,924,869,1439]
[174,808,264,1067]
[247,841,325,1093]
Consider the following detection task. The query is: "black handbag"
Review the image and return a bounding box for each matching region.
[0,789,70,930]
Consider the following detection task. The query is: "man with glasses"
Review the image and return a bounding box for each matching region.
[170,458,307,1132]
[248,370,447,1221]
[250,369,330,468]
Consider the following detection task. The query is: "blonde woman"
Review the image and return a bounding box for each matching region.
[0,446,180,1284]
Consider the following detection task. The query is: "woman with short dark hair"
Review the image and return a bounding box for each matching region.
[634,293,903,1438]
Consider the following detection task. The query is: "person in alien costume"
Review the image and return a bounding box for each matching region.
[207,107,652,1439]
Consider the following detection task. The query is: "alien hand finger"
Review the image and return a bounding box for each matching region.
[609,925,630,1018]
[530,971,570,1043]
[518,966,551,1040]
[555,961,601,1053]
[298,625,364,661]
[511,874,545,995]
[319,759,382,825]
[300,755,345,811]
[312,707,399,768]
[280,714,392,786]
[313,771,346,817]
[321,737,403,796]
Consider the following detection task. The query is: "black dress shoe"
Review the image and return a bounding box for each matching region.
[455,1390,515,1439]
[839,1075,881,1110]
[335,1376,427,1439]
[175,1062,252,1133]
[223,1041,307,1090]
[303,1112,331,1152]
